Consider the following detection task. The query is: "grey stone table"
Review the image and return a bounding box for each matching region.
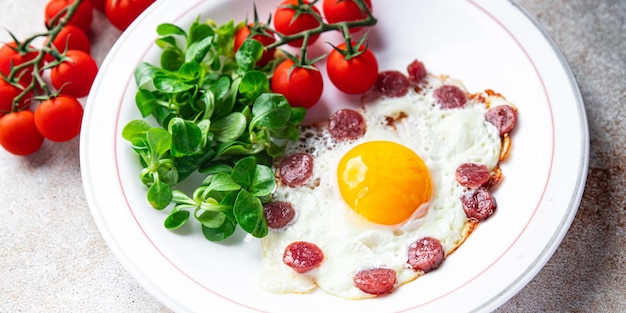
[0,0,623,312]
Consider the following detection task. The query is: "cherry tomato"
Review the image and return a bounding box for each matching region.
[271,59,323,109]
[34,95,83,142]
[105,0,155,31]
[45,0,94,34]
[0,42,40,85]
[322,0,373,32]
[44,25,91,63]
[326,42,378,94]
[234,24,277,67]
[273,0,321,47]
[88,0,106,11]
[0,78,32,119]
[50,50,98,98]
[0,110,44,156]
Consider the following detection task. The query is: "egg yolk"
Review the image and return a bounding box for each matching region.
[337,141,433,225]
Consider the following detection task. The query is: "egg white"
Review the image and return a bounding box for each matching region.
[256,75,506,299]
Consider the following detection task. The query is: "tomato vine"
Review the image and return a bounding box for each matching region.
[253,0,377,66]
[6,0,87,104]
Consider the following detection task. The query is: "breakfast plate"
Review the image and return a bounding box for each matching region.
[80,0,589,312]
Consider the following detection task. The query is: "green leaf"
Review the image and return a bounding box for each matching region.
[210,112,247,143]
[164,209,190,229]
[185,35,214,64]
[235,39,263,71]
[155,35,178,49]
[230,156,256,189]
[267,141,286,157]
[122,119,151,141]
[196,118,212,146]
[211,76,237,119]
[214,141,263,158]
[156,159,179,186]
[220,189,239,206]
[135,89,159,117]
[250,93,292,130]
[196,209,226,228]
[201,219,236,241]
[160,47,184,71]
[146,127,172,158]
[214,20,236,56]
[205,76,231,102]
[289,107,306,125]
[233,189,268,238]
[194,196,234,226]
[171,190,195,206]
[173,146,216,181]
[153,75,194,93]
[270,125,299,141]
[207,172,241,192]
[153,105,175,128]
[197,188,225,203]
[188,22,214,45]
[199,162,233,175]
[134,62,162,87]
[239,70,269,94]
[239,70,270,105]
[157,23,187,37]
[147,181,173,210]
[168,117,203,157]
[248,164,276,196]
[178,61,204,81]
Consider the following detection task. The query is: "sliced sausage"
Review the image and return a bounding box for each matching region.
[455,163,490,189]
[407,59,427,83]
[374,70,411,98]
[263,201,295,229]
[433,85,467,109]
[485,104,517,136]
[328,109,366,141]
[407,237,445,273]
[279,153,314,187]
[353,268,397,295]
[461,187,497,221]
[283,241,324,274]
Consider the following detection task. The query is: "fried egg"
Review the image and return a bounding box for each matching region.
[256,73,508,299]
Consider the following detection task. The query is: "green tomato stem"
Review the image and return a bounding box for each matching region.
[264,0,377,56]
[8,0,85,110]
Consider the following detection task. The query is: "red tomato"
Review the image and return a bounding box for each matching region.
[44,25,91,63]
[0,78,32,119]
[45,0,94,34]
[322,0,373,32]
[273,0,321,47]
[326,42,378,94]
[88,0,106,11]
[50,50,98,98]
[0,42,40,85]
[105,0,155,31]
[0,110,44,155]
[34,95,84,142]
[271,59,323,109]
[234,24,277,67]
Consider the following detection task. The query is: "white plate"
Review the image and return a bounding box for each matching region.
[80,0,588,312]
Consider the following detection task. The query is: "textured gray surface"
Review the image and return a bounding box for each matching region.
[0,0,624,312]
[496,0,626,312]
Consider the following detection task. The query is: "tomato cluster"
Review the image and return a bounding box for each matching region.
[0,0,155,156]
[234,0,378,109]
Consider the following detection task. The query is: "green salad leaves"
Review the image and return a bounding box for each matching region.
[121,17,305,241]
